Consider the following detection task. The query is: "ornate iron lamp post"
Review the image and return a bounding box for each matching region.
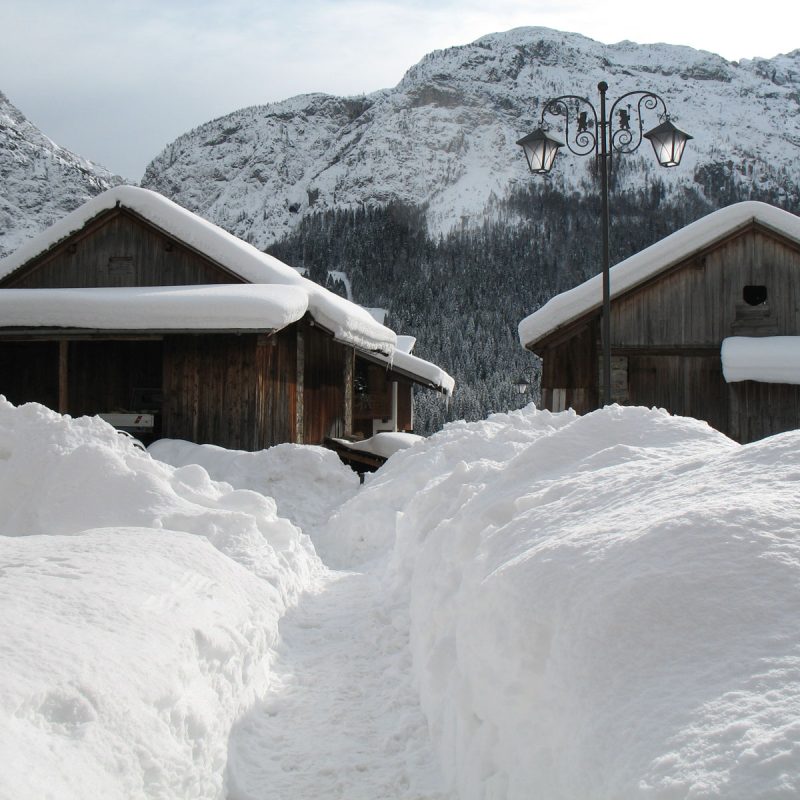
[517,81,691,406]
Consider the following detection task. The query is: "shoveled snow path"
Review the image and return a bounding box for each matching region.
[225,568,452,799]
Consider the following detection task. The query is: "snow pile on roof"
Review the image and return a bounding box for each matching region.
[324,403,800,796]
[0,398,321,798]
[394,350,455,394]
[0,284,309,331]
[0,186,395,353]
[395,335,416,354]
[722,336,800,384]
[519,201,800,347]
[148,438,360,535]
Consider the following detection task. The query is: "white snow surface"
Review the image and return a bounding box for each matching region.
[0,284,308,331]
[4,398,800,799]
[0,398,322,799]
[369,347,455,395]
[321,403,800,798]
[147,438,360,535]
[330,431,424,461]
[0,185,395,354]
[722,336,800,384]
[519,201,800,346]
[396,335,417,354]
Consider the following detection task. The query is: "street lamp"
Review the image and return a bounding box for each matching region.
[517,81,691,406]
[513,374,532,395]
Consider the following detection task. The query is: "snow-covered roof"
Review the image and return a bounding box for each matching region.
[395,335,417,354]
[721,336,800,385]
[0,285,308,332]
[0,186,395,354]
[362,347,455,396]
[519,202,800,349]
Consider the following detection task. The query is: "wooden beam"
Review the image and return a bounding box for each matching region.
[344,347,354,437]
[58,340,68,413]
[296,326,304,444]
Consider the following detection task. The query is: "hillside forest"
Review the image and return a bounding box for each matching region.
[269,162,800,433]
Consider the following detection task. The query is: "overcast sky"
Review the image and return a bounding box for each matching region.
[2,0,796,181]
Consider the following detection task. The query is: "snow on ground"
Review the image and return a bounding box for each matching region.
[343,404,800,799]
[0,399,322,799]
[148,439,359,535]
[3,398,800,799]
[225,569,450,799]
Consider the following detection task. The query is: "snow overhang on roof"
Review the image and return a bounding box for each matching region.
[721,336,800,385]
[0,285,309,333]
[518,202,800,351]
[363,347,455,396]
[0,186,396,355]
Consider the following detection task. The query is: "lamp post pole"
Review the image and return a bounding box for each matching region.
[598,82,612,406]
[517,81,691,406]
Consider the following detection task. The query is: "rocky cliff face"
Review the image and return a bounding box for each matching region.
[0,91,122,258]
[141,27,800,249]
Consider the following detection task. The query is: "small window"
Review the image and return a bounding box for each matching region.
[743,285,767,306]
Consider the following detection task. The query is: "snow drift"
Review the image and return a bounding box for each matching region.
[148,438,360,536]
[0,399,321,799]
[4,396,800,799]
[326,403,800,798]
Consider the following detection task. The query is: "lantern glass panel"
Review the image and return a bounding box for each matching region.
[644,120,692,168]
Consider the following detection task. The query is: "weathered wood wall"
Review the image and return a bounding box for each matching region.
[539,320,599,414]
[610,228,800,346]
[1,209,241,289]
[728,381,800,443]
[254,328,296,448]
[536,225,800,443]
[162,332,295,450]
[303,324,347,444]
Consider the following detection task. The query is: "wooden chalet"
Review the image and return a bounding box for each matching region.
[519,201,800,444]
[0,187,453,450]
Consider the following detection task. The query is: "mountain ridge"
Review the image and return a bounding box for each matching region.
[140,26,800,249]
[0,91,122,258]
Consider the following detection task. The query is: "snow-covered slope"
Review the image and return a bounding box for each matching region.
[322,403,800,798]
[142,27,800,248]
[0,91,122,258]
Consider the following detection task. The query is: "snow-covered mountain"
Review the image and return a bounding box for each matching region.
[0,91,122,258]
[141,27,800,249]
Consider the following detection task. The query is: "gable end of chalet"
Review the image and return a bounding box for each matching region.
[0,205,246,289]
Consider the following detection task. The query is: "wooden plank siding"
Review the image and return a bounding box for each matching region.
[539,319,599,415]
[162,333,291,450]
[533,224,800,443]
[302,323,347,445]
[255,328,296,448]
[1,209,243,289]
[728,381,800,443]
[610,228,800,347]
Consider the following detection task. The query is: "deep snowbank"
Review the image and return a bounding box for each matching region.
[148,438,359,536]
[331,404,800,799]
[0,399,322,799]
